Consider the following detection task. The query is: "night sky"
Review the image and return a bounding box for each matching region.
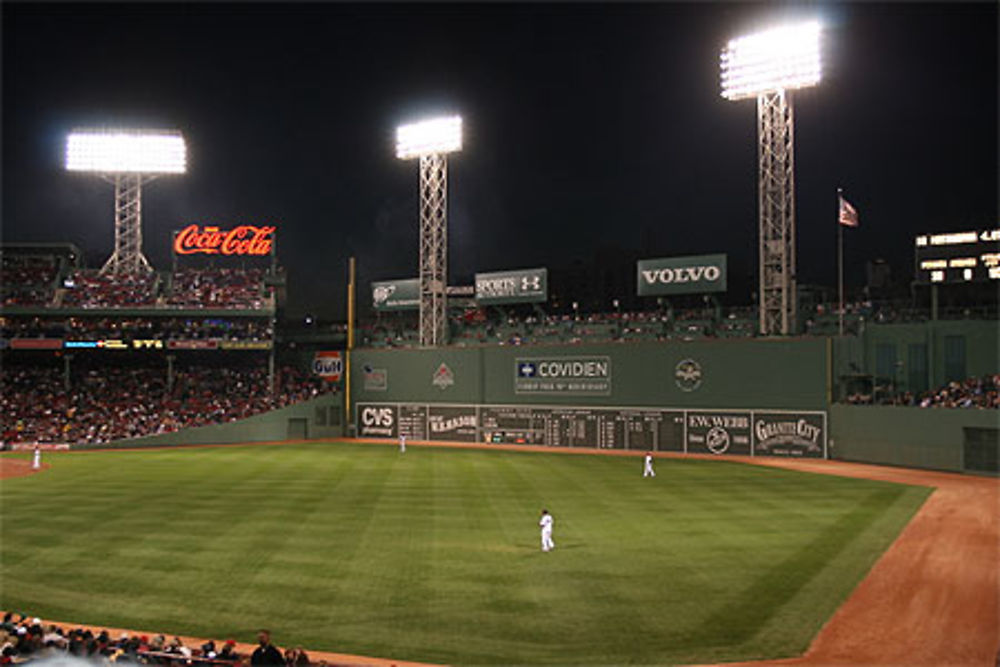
[3,2,997,319]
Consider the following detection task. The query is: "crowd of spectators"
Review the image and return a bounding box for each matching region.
[361,297,999,349]
[843,374,1000,409]
[1,256,58,307]
[62,271,160,308]
[364,307,743,348]
[165,268,271,310]
[1,364,336,446]
[0,613,319,667]
[0,316,273,342]
[2,266,274,312]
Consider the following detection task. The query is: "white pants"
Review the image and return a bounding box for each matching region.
[643,463,655,477]
[541,527,554,551]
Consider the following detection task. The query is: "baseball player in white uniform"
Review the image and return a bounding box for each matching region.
[643,451,655,477]
[399,434,406,453]
[539,509,554,552]
[32,446,41,470]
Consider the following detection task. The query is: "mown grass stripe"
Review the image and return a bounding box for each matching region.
[0,444,929,665]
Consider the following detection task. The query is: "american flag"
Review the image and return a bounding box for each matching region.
[838,194,859,227]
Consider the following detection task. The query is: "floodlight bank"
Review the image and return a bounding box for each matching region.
[720,21,822,100]
[66,130,187,174]
[395,116,463,160]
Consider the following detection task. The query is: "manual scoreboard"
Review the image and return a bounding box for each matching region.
[356,402,828,458]
[914,228,1000,284]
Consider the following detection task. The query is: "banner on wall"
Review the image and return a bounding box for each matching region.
[514,356,611,396]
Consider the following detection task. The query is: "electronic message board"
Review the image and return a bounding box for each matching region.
[914,229,1000,284]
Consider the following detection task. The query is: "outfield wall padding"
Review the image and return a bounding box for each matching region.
[830,404,999,473]
[73,395,344,449]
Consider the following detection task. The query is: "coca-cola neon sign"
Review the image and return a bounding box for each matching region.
[173,224,276,256]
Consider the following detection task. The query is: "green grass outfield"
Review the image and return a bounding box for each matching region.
[1,442,929,665]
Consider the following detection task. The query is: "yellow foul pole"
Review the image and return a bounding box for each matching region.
[345,256,355,434]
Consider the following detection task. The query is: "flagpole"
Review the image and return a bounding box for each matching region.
[837,188,844,336]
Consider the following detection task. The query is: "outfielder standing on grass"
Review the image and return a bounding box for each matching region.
[399,433,406,453]
[643,451,655,478]
[539,509,555,552]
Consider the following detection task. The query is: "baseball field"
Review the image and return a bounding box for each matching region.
[0,441,931,665]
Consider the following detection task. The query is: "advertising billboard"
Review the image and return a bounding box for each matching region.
[515,356,611,396]
[474,268,547,305]
[372,278,420,311]
[312,351,343,382]
[637,254,727,296]
[173,224,275,256]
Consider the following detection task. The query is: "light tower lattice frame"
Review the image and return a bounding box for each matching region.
[395,115,462,348]
[720,21,821,336]
[65,128,187,278]
[102,173,156,275]
[418,153,449,347]
[757,91,796,335]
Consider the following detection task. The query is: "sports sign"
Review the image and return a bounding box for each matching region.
[173,224,275,256]
[914,228,1000,284]
[475,268,548,305]
[312,351,343,382]
[637,254,727,296]
[515,356,611,395]
[372,278,420,311]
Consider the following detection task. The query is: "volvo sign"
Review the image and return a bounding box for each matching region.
[637,254,727,296]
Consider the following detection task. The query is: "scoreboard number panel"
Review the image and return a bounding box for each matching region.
[914,228,1000,284]
[356,402,824,457]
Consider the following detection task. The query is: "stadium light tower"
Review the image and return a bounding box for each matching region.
[721,21,822,335]
[395,115,462,347]
[66,129,187,276]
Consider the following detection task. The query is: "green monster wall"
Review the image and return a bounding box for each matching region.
[349,325,997,471]
[70,321,995,473]
[350,338,830,409]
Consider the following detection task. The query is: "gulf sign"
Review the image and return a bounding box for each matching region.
[637,254,727,296]
[312,351,343,382]
[174,224,275,256]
